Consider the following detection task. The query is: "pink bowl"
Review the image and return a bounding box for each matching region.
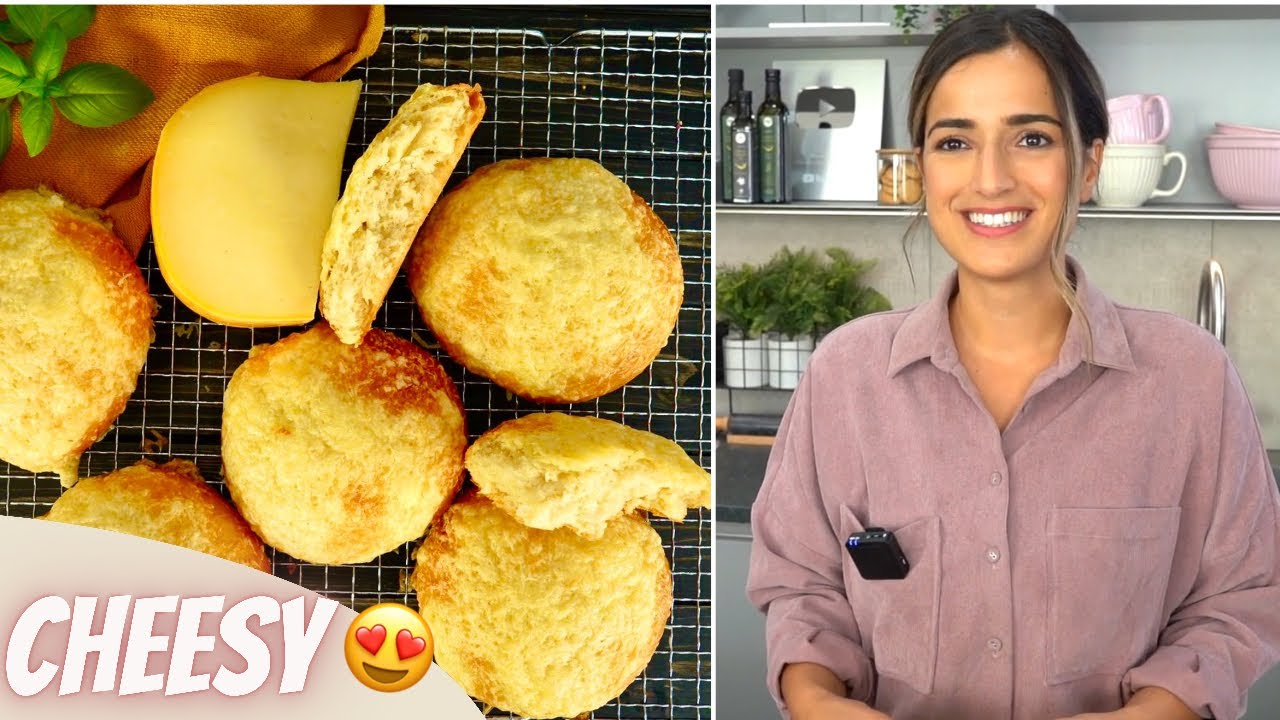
[1205,135,1280,209]
[1214,121,1280,137]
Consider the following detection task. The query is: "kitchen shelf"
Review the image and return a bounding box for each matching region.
[715,201,1280,222]
[1047,4,1280,23]
[715,25,932,49]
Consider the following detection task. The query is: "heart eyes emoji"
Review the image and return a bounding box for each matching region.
[344,603,435,691]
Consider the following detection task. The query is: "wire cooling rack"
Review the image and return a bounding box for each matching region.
[1,11,711,720]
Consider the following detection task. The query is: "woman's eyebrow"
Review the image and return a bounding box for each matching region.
[926,117,973,137]
[1006,113,1062,127]
[926,113,1062,138]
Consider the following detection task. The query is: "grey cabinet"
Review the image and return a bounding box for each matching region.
[1247,665,1280,719]
[716,524,779,720]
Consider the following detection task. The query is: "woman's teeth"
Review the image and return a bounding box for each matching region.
[967,210,1028,227]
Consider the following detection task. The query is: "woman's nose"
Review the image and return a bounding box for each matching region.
[973,145,1016,196]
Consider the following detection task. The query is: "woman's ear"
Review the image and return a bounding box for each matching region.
[1079,138,1105,203]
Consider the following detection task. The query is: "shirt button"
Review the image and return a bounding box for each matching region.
[986,548,1001,564]
[990,471,1003,486]
[987,637,1003,654]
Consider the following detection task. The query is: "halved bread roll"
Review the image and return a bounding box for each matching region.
[466,412,710,538]
[319,82,485,345]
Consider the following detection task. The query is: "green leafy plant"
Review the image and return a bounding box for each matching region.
[758,247,828,339]
[893,5,995,37]
[818,248,892,333]
[0,5,153,161]
[733,246,892,341]
[717,262,772,339]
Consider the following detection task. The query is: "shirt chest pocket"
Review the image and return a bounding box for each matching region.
[840,506,942,695]
[1046,506,1182,685]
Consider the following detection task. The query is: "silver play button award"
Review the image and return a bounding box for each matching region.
[795,87,856,129]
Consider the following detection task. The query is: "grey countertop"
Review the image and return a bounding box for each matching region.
[717,442,1280,528]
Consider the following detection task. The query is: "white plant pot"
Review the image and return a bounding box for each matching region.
[765,334,815,389]
[722,335,767,388]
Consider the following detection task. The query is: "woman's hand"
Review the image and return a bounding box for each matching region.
[781,662,892,720]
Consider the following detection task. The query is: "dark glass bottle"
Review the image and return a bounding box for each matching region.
[730,90,757,204]
[757,69,789,203]
[720,69,744,203]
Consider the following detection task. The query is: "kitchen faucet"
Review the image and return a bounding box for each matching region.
[1198,258,1226,345]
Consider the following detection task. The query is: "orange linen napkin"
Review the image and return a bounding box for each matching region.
[0,5,385,255]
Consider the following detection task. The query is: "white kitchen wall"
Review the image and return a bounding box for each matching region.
[717,214,1280,448]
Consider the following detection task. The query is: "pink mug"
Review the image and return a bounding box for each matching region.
[1107,94,1171,144]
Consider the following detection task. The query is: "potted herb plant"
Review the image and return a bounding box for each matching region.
[759,247,825,389]
[817,248,893,336]
[893,4,994,37]
[717,261,770,388]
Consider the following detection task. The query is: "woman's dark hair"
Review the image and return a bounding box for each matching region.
[906,8,1108,355]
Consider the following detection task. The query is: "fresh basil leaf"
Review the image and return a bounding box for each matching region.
[17,76,41,95]
[47,5,93,40]
[8,5,94,43]
[18,94,52,156]
[0,71,21,98]
[32,25,66,83]
[0,40,26,78]
[52,62,153,128]
[0,103,11,163]
[0,20,29,44]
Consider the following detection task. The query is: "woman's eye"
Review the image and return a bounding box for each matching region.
[936,137,968,151]
[1020,132,1054,148]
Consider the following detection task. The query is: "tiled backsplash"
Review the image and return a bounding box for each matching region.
[717,213,1280,448]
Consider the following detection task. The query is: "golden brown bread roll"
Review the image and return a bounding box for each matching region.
[412,493,671,718]
[43,459,269,571]
[406,157,684,403]
[222,323,466,564]
[0,188,154,487]
[466,412,710,538]
[320,83,485,346]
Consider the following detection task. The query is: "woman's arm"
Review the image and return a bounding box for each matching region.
[782,663,891,720]
[746,372,877,715]
[1119,360,1280,719]
[1122,686,1200,720]
[1057,687,1199,720]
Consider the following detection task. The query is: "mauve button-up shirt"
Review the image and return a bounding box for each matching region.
[746,257,1280,720]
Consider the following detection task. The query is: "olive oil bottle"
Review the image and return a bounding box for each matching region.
[730,90,757,204]
[757,69,789,203]
[720,68,744,203]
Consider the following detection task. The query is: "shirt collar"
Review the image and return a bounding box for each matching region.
[886,255,1137,378]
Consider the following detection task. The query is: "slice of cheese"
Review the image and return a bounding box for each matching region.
[152,75,361,327]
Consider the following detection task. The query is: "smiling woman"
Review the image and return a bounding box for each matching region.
[745,7,1280,720]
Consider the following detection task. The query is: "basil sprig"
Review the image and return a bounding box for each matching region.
[0,5,153,160]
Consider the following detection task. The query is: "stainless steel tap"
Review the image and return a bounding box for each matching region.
[1198,258,1226,345]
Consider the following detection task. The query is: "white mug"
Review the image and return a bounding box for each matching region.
[1094,144,1187,208]
[1107,94,1172,144]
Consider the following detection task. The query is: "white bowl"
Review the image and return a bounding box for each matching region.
[1205,135,1280,209]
